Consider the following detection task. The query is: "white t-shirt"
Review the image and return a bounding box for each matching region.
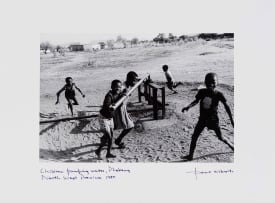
[164,70,174,82]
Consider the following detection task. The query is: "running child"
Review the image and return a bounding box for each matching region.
[162,64,182,94]
[55,77,85,116]
[95,80,124,159]
[181,72,234,161]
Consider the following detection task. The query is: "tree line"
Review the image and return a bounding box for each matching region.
[41,33,234,53]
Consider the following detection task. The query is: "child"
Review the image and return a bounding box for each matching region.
[113,71,139,149]
[181,72,234,161]
[55,77,85,116]
[95,80,124,159]
[162,64,182,94]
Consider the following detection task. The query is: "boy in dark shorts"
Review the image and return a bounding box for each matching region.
[95,80,123,159]
[181,72,234,160]
[55,77,85,116]
[162,64,182,94]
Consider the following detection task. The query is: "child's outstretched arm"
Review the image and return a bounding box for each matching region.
[222,101,234,127]
[55,86,65,104]
[182,98,199,112]
[74,84,85,97]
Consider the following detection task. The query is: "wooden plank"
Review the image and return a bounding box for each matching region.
[161,87,165,119]
[148,83,162,89]
[138,85,142,102]
[153,88,158,120]
[110,74,150,111]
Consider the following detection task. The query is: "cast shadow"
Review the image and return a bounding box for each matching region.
[70,119,101,134]
[86,105,102,108]
[39,143,100,161]
[40,112,58,119]
[170,151,234,163]
[40,122,60,135]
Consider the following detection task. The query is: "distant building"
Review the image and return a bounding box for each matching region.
[84,43,102,51]
[92,44,101,50]
[222,33,234,38]
[68,44,84,51]
[113,42,125,49]
[40,49,51,54]
[99,42,106,49]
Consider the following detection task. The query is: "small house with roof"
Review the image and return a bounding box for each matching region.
[68,44,84,51]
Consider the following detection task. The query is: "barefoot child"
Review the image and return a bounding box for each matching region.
[55,77,85,116]
[95,80,124,159]
[162,64,182,94]
[114,71,139,149]
[181,72,234,160]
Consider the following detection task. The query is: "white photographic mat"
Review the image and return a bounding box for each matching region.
[1,0,275,203]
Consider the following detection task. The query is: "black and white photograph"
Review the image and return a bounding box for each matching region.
[1,0,275,202]
[40,33,234,162]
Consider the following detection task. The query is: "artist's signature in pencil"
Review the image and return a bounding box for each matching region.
[186,167,234,180]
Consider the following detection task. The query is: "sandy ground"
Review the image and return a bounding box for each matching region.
[40,38,234,163]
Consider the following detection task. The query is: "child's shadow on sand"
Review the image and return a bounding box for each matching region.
[171,151,234,162]
[70,119,101,134]
[40,143,100,161]
[40,122,60,135]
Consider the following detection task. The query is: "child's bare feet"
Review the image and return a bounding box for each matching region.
[106,153,116,158]
[115,139,126,149]
[95,149,102,159]
[181,155,193,161]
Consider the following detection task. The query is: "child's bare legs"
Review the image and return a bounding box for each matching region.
[183,121,205,160]
[106,130,116,158]
[183,124,234,161]
[167,82,177,94]
[65,97,74,116]
[95,130,116,159]
[71,97,79,105]
[115,128,133,148]
[65,96,79,116]
[189,122,205,159]
[214,127,234,151]
[95,134,108,158]
[173,82,183,88]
